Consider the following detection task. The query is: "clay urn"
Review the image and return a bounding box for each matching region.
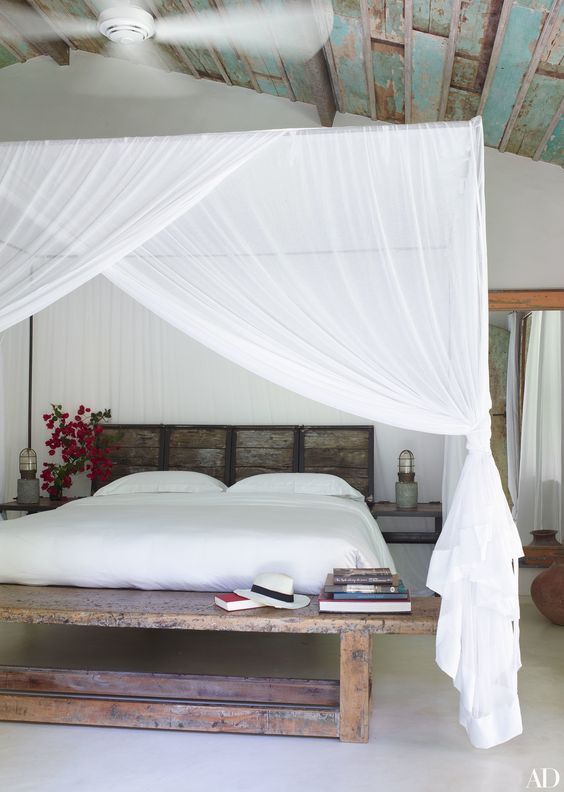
[530,548,564,626]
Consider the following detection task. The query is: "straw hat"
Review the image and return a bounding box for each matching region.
[235,572,310,609]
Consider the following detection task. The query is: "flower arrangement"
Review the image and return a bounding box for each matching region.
[40,404,113,498]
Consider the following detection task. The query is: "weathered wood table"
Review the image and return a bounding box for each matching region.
[0,586,440,743]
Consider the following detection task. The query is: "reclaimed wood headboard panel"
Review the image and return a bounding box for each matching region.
[98,424,374,497]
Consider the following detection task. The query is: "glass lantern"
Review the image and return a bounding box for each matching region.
[396,449,417,509]
[17,448,40,504]
[19,448,37,479]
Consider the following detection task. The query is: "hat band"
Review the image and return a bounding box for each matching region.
[251,583,294,603]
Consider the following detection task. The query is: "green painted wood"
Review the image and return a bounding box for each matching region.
[372,42,405,121]
[413,0,432,33]
[506,74,564,157]
[257,76,288,97]
[540,114,564,164]
[330,12,370,116]
[385,0,405,43]
[367,0,387,39]
[429,0,453,37]
[0,44,19,69]
[179,45,222,78]
[334,0,362,18]
[451,55,479,90]
[188,0,252,88]
[411,30,447,121]
[481,4,546,147]
[446,87,480,119]
[542,18,564,64]
[281,59,314,103]
[456,0,492,58]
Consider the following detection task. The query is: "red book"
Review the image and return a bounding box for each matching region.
[214,593,265,611]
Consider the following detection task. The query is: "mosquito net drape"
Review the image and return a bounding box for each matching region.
[0,118,523,748]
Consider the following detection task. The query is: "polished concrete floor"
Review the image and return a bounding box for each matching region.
[0,597,562,792]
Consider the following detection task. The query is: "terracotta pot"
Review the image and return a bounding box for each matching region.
[530,549,564,626]
[529,529,561,547]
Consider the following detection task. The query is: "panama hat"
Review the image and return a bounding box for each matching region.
[235,572,311,610]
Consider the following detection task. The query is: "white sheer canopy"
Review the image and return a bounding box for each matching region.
[0,118,523,748]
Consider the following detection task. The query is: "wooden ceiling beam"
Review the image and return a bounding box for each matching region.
[404,0,413,124]
[305,48,336,127]
[360,0,377,120]
[533,96,564,161]
[438,0,463,120]
[477,0,513,116]
[499,0,563,152]
[489,290,564,311]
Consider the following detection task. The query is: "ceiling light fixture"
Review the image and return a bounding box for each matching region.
[98,6,155,44]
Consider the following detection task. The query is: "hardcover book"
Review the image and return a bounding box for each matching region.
[214,593,265,612]
[324,573,404,593]
[318,596,412,614]
[331,591,409,600]
[332,568,398,585]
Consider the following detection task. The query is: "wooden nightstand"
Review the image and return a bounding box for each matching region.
[370,501,443,544]
[0,498,81,518]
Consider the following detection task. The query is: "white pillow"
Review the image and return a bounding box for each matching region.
[94,471,227,496]
[227,473,365,500]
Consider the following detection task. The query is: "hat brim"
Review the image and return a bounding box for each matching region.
[234,589,310,610]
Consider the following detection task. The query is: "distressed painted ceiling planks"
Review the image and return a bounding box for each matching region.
[0,0,562,165]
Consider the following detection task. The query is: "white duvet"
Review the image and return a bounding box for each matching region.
[0,492,395,594]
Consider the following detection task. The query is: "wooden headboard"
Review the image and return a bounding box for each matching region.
[97,424,374,497]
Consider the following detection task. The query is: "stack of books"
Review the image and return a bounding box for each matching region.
[318,567,411,613]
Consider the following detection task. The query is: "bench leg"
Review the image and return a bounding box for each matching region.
[339,630,371,743]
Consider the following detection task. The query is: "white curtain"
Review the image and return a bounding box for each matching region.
[517,312,563,543]
[0,119,523,748]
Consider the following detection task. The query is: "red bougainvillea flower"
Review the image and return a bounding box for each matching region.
[40,404,113,495]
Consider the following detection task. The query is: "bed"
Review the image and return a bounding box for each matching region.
[0,424,394,591]
[0,424,435,741]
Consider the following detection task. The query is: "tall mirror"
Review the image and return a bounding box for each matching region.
[488,291,564,567]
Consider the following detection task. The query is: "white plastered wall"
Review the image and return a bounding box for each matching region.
[0,52,562,594]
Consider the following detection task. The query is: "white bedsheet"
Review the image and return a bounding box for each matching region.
[0,492,394,593]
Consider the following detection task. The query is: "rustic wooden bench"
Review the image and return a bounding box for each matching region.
[0,586,439,742]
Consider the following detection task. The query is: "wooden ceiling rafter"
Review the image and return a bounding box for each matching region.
[499,0,564,153]
[180,0,231,84]
[305,48,336,127]
[533,96,564,161]
[213,0,262,93]
[322,40,342,113]
[438,0,463,121]
[251,0,296,102]
[403,0,413,124]
[477,0,513,116]
[359,0,377,120]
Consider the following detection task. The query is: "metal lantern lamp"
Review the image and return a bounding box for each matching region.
[395,449,418,509]
[17,448,40,505]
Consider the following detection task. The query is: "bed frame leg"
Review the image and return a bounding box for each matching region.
[339,630,372,743]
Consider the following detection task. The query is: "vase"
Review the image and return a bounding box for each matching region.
[529,529,561,546]
[49,487,63,501]
[530,549,564,626]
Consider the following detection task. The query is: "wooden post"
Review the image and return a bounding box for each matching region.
[339,630,371,743]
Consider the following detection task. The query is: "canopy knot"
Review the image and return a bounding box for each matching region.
[466,419,491,453]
